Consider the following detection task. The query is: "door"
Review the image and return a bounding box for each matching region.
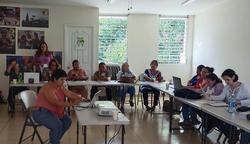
[64,25,94,77]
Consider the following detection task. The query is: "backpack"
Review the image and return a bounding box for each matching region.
[163,100,170,112]
[174,88,202,99]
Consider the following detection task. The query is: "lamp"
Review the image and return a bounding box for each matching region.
[107,0,116,4]
[181,0,197,6]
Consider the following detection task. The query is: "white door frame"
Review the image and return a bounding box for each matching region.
[64,24,95,75]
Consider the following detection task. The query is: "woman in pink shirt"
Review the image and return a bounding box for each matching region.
[33,42,53,74]
[66,60,89,99]
[32,69,83,144]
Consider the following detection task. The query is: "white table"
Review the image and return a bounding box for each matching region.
[74,101,130,144]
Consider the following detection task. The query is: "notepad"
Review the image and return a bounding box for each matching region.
[208,102,228,107]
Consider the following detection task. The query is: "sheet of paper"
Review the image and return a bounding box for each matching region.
[75,81,85,83]
[208,102,228,107]
[39,64,48,72]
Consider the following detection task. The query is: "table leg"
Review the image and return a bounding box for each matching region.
[11,88,15,118]
[77,122,79,144]
[204,113,208,143]
[169,96,173,132]
[201,111,204,144]
[84,126,86,144]
[228,125,235,144]
[105,125,107,144]
[67,98,70,116]
[150,88,153,116]
[121,125,125,144]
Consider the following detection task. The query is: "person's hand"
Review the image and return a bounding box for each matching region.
[150,78,154,82]
[40,63,44,67]
[82,98,91,102]
[13,63,19,69]
[236,100,241,105]
[71,100,81,106]
[10,61,16,67]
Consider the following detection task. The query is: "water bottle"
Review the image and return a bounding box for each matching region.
[228,94,236,114]
[18,72,23,84]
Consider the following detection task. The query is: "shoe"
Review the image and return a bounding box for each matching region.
[151,106,156,111]
[129,101,134,107]
[173,110,181,115]
[120,107,124,113]
[178,121,192,126]
[146,106,151,111]
[193,121,201,125]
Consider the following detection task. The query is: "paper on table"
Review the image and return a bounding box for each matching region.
[39,64,48,72]
[75,81,85,83]
[208,102,228,107]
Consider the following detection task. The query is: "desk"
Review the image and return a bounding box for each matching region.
[75,101,130,144]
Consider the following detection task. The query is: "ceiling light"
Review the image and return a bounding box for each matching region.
[107,0,116,4]
[181,0,197,6]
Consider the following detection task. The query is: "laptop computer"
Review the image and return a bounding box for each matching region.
[74,90,101,108]
[172,76,182,90]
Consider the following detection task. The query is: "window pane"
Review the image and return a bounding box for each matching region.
[158,17,188,64]
[99,16,127,63]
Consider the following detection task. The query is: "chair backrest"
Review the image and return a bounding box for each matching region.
[138,73,144,81]
[18,90,37,110]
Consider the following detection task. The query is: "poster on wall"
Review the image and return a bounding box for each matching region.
[50,51,62,69]
[18,30,45,49]
[6,56,34,72]
[0,27,16,54]
[0,6,20,26]
[21,8,49,28]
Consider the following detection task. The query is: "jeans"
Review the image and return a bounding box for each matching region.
[240,130,250,144]
[182,103,198,123]
[120,85,135,103]
[141,87,159,106]
[90,86,112,101]
[32,108,72,144]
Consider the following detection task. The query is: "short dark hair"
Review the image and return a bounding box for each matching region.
[206,73,222,86]
[221,69,239,82]
[99,62,106,67]
[9,58,17,65]
[72,60,79,66]
[51,69,67,82]
[197,65,205,71]
[150,60,158,66]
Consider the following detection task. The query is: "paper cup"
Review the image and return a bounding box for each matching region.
[107,77,111,81]
[169,79,172,84]
[166,83,169,89]
[112,110,118,120]
[13,79,17,84]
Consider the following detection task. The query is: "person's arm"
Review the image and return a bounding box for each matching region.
[213,83,224,96]
[210,86,227,101]
[66,70,72,80]
[5,61,15,74]
[43,87,80,107]
[116,71,121,80]
[93,71,99,81]
[131,71,136,80]
[6,38,12,49]
[143,69,154,82]
[32,54,43,66]
[81,69,89,80]
[237,84,250,106]
[63,86,82,101]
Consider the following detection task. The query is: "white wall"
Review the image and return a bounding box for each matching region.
[192,0,250,85]
[0,3,99,99]
[127,14,194,85]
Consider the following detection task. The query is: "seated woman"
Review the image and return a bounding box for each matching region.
[116,62,136,113]
[209,69,250,144]
[141,60,161,111]
[42,59,59,81]
[4,58,29,112]
[66,60,89,99]
[179,66,214,125]
[33,69,84,144]
[187,65,204,86]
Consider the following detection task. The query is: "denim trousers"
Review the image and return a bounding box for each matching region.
[141,87,160,106]
[182,103,198,123]
[240,130,250,144]
[120,85,135,103]
[32,107,72,144]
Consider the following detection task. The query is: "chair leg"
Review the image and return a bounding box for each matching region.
[19,117,28,144]
[31,129,36,141]
[217,132,223,141]
[140,93,144,109]
[223,137,227,143]
[29,117,44,144]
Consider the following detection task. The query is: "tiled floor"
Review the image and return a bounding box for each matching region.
[0,95,232,144]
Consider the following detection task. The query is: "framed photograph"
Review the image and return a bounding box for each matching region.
[21,8,49,28]
[6,56,34,72]
[18,30,45,49]
[0,6,20,26]
[50,51,62,68]
[0,27,16,54]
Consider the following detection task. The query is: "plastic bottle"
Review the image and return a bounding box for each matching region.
[18,72,23,84]
[228,94,236,114]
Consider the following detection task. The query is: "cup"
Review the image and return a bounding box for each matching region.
[166,83,169,89]
[153,78,156,82]
[112,110,118,120]
[107,77,111,81]
[13,79,17,84]
[169,79,172,84]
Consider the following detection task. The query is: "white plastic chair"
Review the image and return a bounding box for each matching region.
[18,90,49,144]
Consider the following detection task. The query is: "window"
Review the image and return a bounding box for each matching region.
[158,17,188,64]
[99,16,127,63]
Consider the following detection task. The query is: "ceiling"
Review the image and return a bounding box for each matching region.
[0,0,229,15]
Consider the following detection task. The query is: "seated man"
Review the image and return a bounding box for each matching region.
[90,62,112,100]
[4,58,29,112]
